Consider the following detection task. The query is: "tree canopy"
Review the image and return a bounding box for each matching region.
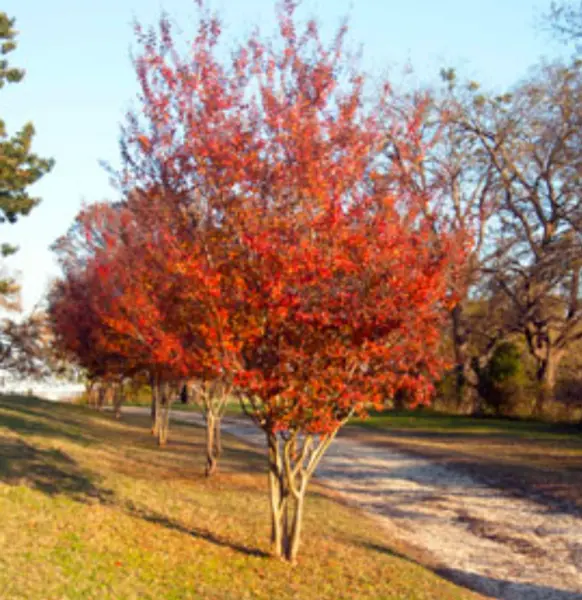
[49,0,469,562]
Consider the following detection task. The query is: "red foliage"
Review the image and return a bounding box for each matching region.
[49,1,470,561]
[52,1,469,432]
[107,0,468,435]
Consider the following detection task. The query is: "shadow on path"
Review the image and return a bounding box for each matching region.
[338,428,582,517]
[364,541,581,600]
[437,567,582,600]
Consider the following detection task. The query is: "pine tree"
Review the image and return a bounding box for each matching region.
[0,13,54,304]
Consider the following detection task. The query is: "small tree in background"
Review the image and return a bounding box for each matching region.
[50,199,189,445]
[455,60,582,414]
[478,341,529,416]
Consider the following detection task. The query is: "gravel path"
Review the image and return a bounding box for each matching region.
[129,408,582,600]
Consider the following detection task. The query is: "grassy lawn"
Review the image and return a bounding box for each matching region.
[352,409,582,439]
[121,399,244,417]
[346,409,582,512]
[0,395,483,600]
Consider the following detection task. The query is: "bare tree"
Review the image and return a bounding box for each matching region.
[0,309,54,378]
[458,60,582,412]
[547,1,582,50]
[384,74,503,412]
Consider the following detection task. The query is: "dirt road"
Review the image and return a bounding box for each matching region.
[127,408,582,600]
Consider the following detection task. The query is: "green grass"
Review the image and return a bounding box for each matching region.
[352,408,582,440]
[117,398,243,417]
[0,395,482,600]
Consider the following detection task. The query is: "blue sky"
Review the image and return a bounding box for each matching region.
[2,0,565,311]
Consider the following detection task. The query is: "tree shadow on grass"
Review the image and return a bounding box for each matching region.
[0,433,268,559]
[220,445,265,474]
[156,437,266,476]
[0,410,92,445]
[0,394,78,419]
[0,436,114,504]
[123,501,269,558]
[0,395,96,445]
[354,540,421,562]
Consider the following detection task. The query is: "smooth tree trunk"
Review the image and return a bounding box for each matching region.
[204,412,219,476]
[266,428,340,563]
[105,384,115,410]
[151,380,165,436]
[158,401,171,446]
[157,382,177,447]
[151,380,162,437]
[150,392,157,433]
[113,382,125,419]
[87,382,97,408]
[203,408,224,476]
[97,385,107,411]
[192,380,230,477]
[214,417,222,458]
[268,433,285,553]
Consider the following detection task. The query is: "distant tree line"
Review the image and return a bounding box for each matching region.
[404,55,582,420]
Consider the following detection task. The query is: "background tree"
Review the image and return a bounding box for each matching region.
[0,13,53,305]
[547,1,582,50]
[458,59,582,413]
[0,308,52,377]
[384,73,503,414]
[50,199,188,444]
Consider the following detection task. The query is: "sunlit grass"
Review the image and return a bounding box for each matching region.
[352,408,582,441]
[0,395,481,600]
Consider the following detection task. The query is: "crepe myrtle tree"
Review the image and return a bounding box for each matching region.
[116,0,469,561]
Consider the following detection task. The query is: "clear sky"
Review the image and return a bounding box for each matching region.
[2,0,566,312]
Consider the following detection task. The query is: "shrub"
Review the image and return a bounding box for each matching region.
[479,342,530,416]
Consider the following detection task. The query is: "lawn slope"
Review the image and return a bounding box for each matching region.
[0,396,483,600]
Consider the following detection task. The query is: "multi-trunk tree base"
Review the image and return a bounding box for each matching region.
[189,380,230,477]
[266,428,339,563]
